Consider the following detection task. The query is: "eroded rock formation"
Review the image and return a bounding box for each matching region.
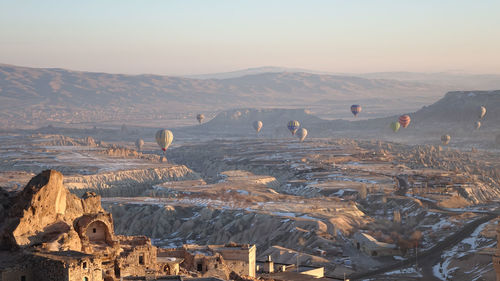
[65,166,200,197]
[0,170,104,250]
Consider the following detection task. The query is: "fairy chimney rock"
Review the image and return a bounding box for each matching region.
[0,170,106,250]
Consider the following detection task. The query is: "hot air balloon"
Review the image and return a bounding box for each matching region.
[135,138,144,152]
[441,134,451,145]
[475,121,481,130]
[399,115,411,128]
[287,120,300,135]
[196,114,205,124]
[297,128,308,142]
[253,121,263,133]
[351,105,362,117]
[390,122,400,133]
[155,129,173,152]
[478,106,486,120]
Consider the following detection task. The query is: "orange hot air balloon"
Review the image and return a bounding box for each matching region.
[399,115,411,128]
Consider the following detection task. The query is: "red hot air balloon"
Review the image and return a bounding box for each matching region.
[351,105,362,117]
[399,115,411,128]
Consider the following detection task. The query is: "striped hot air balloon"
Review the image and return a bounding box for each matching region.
[287,120,300,135]
[351,105,362,117]
[399,115,411,128]
[155,129,173,152]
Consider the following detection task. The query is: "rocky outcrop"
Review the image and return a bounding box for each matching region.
[34,134,98,146]
[65,166,200,197]
[0,170,104,250]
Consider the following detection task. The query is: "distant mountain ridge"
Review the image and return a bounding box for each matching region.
[184,66,330,79]
[186,66,500,90]
[0,63,446,128]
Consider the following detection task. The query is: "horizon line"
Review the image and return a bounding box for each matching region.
[1,62,500,78]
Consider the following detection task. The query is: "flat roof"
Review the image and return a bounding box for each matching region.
[356,233,397,249]
[32,250,93,262]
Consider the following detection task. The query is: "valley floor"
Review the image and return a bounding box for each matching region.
[1,132,499,280]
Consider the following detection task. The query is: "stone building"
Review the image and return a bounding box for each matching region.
[0,170,254,281]
[158,243,256,279]
[353,232,402,257]
[209,244,256,278]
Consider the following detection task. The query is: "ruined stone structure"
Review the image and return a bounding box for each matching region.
[0,170,255,281]
[263,256,274,273]
[210,244,256,278]
[158,243,256,279]
[0,170,166,281]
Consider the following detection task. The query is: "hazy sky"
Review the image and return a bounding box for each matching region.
[1,0,499,75]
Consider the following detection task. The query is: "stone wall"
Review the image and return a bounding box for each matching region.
[211,245,256,277]
[30,257,69,281]
[117,244,157,278]
[157,248,186,259]
[86,221,109,243]
[0,268,33,281]
[67,258,103,281]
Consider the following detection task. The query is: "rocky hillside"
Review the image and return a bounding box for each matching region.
[0,64,444,128]
[105,203,342,256]
[410,91,500,126]
[66,166,200,197]
[354,90,500,145]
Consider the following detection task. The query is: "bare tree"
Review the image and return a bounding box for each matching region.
[359,184,368,200]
